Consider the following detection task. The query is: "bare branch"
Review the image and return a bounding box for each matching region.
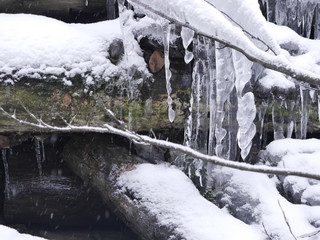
[298,229,320,238]
[2,106,320,181]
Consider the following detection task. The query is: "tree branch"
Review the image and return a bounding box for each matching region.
[2,106,320,181]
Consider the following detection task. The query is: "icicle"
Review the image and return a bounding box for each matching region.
[272,100,285,140]
[214,43,235,158]
[298,86,310,139]
[318,91,320,122]
[41,140,46,162]
[163,24,175,122]
[2,149,10,199]
[181,27,194,64]
[184,36,212,188]
[232,50,256,160]
[34,137,43,176]
[256,100,269,149]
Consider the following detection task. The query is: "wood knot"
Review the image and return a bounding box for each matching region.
[62,94,72,107]
[149,50,164,73]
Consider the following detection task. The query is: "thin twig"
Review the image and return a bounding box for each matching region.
[262,222,276,240]
[278,200,298,240]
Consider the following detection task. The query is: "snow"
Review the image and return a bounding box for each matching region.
[0,14,121,84]
[263,138,320,207]
[212,166,320,240]
[118,163,262,240]
[0,225,46,240]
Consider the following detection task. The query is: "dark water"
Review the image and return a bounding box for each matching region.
[25,226,139,240]
[1,135,140,240]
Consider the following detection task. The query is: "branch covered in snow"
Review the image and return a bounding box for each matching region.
[129,0,320,86]
[2,106,320,181]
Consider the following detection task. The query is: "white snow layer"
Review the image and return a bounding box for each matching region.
[118,163,263,240]
[0,225,46,240]
[0,14,121,83]
[264,138,320,207]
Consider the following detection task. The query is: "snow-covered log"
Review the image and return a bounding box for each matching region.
[62,134,262,240]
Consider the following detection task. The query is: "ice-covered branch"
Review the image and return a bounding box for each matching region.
[2,106,320,181]
[129,0,320,86]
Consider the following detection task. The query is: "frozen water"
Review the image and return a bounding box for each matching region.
[163,24,175,122]
[181,27,194,64]
[2,149,10,199]
[34,138,43,176]
[214,44,235,158]
[233,50,256,160]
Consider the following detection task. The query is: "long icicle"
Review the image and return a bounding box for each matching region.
[163,23,175,122]
[2,149,10,199]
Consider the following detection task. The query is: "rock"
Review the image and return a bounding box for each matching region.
[109,38,124,64]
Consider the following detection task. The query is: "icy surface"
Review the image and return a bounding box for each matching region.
[118,163,262,240]
[0,225,46,240]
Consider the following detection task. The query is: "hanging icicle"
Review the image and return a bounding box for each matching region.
[34,137,43,176]
[2,149,10,199]
[163,24,175,123]
[232,50,256,160]
[181,27,194,64]
[214,43,235,159]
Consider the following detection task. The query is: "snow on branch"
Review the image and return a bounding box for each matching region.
[129,0,320,86]
[2,106,320,181]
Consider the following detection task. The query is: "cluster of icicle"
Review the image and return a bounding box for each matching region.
[117,2,320,189]
[260,0,320,39]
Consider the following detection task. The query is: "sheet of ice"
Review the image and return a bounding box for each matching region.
[0,225,46,240]
[0,14,121,84]
[118,163,262,240]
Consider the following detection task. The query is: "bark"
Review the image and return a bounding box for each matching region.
[62,134,185,240]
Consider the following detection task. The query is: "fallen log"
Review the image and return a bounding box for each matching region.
[62,133,186,240]
[62,133,261,240]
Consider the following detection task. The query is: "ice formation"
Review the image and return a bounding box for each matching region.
[34,137,45,176]
[261,0,320,39]
[2,149,10,199]
[163,24,175,122]
[126,0,320,190]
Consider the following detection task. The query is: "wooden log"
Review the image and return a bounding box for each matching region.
[62,133,186,240]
